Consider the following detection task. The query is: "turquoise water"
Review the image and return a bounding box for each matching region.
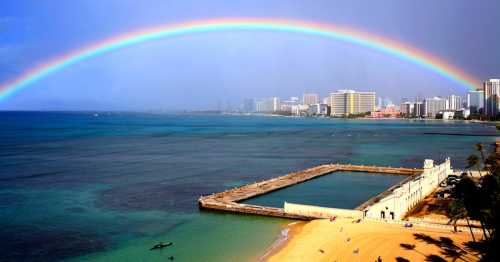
[244,172,405,209]
[0,112,497,261]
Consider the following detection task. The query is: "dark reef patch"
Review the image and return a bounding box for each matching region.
[0,225,108,262]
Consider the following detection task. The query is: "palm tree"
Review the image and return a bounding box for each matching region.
[466,154,482,178]
[456,142,500,261]
[476,143,486,162]
[448,199,476,242]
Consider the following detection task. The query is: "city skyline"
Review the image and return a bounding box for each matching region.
[1,1,499,111]
[243,78,499,119]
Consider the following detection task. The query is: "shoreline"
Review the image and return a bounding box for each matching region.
[259,221,306,261]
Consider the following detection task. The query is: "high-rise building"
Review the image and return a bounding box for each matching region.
[446,95,463,111]
[413,102,425,118]
[329,90,376,116]
[272,97,281,112]
[291,104,310,116]
[484,79,500,116]
[243,98,255,112]
[424,97,446,118]
[400,102,414,118]
[302,93,319,105]
[466,90,484,113]
[383,97,394,107]
[255,100,267,112]
[279,97,299,112]
[255,97,281,112]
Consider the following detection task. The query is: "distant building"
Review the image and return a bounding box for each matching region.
[446,95,463,111]
[302,93,319,106]
[383,97,393,107]
[467,90,484,113]
[307,103,329,115]
[243,98,255,112]
[329,90,376,116]
[279,97,300,112]
[370,105,400,118]
[424,97,446,118]
[455,108,471,119]
[255,100,267,112]
[413,102,425,118]
[400,102,414,118]
[291,104,310,116]
[436,110,455,120]
[256,97,281,112]
[484,79,500,117]
[377,97,383,109]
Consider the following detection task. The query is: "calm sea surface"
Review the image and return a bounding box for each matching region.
[0,112,497,261]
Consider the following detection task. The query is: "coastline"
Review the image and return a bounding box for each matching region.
[259,221,306,261]
[227,112,498,124]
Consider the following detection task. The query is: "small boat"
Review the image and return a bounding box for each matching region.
[150,242,173,250]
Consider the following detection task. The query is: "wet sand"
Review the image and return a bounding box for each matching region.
[259,221,306,261]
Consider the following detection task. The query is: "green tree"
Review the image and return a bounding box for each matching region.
[447,199,468,235]
[452,142,500,261]
[476,143,486,162]
[466,154,481,178]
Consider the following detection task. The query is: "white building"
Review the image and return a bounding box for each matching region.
[424,97,446,118]
[291,104,310,116]
[279,97,300,112]
[455,108,471,119]
[242,98,255,112]
[446,95,463,111]
[307,103,329,115]
[302,93,319,106]
[363,159,452,220]
[437,110,455,120]
[329,90,376,116]
[256,97,281,112]
[467,90,484,113]
[484,79,500,117]
[377,97,383,109]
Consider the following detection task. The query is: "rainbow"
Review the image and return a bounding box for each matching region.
[0,18,480,102]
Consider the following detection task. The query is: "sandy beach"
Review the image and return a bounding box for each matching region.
[266,218,479,262]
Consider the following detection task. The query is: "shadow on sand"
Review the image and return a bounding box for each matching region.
[397,233,480,262]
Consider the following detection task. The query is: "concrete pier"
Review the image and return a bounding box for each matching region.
[198,164,422,220]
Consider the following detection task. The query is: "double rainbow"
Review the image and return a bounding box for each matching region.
[0,18,480,102]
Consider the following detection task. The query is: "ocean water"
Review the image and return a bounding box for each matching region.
[0,112,497,262]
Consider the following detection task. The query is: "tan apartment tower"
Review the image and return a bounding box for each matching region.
[302,93,319,105]
[329,90,376,116]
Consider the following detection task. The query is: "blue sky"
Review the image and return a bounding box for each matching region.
[0,0,499,110]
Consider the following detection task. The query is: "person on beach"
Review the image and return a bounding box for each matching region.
[345,237,351,244]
